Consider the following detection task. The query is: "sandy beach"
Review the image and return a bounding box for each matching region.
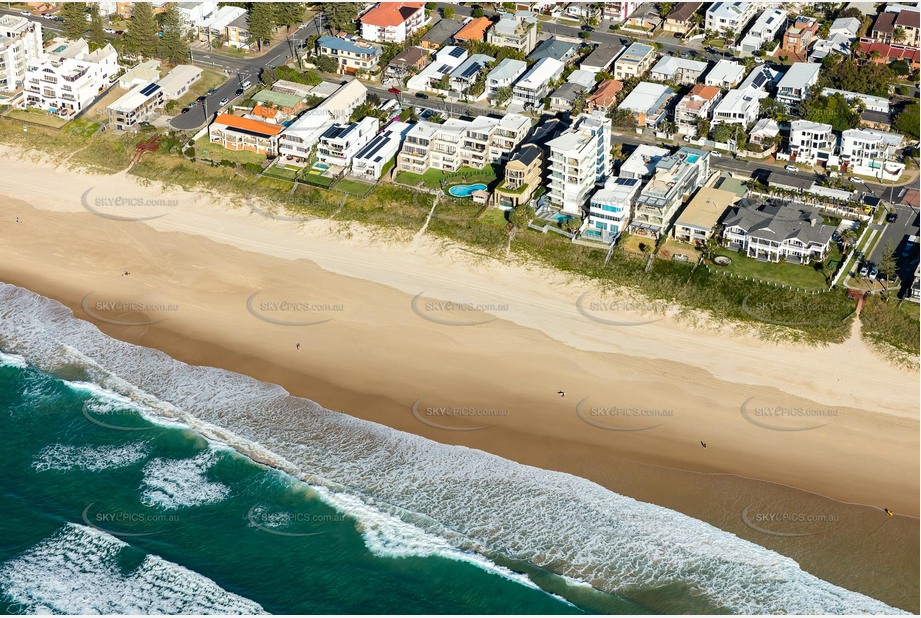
[0,148,918,610]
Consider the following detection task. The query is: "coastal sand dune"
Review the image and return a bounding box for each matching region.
[0,150,917,610]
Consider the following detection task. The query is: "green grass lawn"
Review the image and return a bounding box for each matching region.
[262,164,301,181]
[174,69,227,109]
[334,178,374,196]
[66,118,101,138]
[4,108,68,128]
[394,168,444,190]
[713,247,839,290]
[479,207,509,228]
[195,136,269,165]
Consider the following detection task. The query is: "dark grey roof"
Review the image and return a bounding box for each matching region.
[389,47,429,67]
[767,171,813,191]
[511,143,542,166]
[421,17,465,46]
[551,82,586,102]
[860,109,891,125]
[524,116,567,148]
[723,199,835,246]
[582,44,622,69]
[530,37,576,62]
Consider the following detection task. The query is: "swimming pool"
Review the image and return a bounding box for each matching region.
[313,162,330,171]
[551,213,572,223]
[447,183,487,198]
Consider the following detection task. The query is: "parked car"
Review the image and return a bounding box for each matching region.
[20,10,31,16]
[710,151,722,158]
[869,267,879,280]
[103,28,115,34]
[207,88,217,95]
[415,92,429,99]
[181,107,190,114]
[54,16,64,22]
[859,264,869,277]
[886,212,898,223]
[240,80,252,90]
[219,97,229,106]
[41,13,53,19]
[580,25,594,32]
[388,87,401,95]
[197,95,207,102]
[683,135,692,142]
[785,164,797,172]
[877,271,888,282]
[235,87,244,95]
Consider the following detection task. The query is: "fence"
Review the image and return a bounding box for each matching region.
[702,264,827,294]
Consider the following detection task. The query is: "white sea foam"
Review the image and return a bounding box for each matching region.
[0,523,265,614]
[0,282,909,615]
[140,451,231,510]
[33,443,149,472]
[0,350,28,369]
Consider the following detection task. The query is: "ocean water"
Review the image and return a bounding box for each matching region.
[0,282,908,615]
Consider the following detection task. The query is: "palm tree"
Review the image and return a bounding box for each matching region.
[893,26,906,44]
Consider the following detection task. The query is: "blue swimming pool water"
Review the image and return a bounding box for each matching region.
[686,154,699,164]
[447,183,487,198]
[551,213,572,223]
[313,162,330,171]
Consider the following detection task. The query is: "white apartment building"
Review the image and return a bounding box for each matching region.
[512,57,564,108]
[24,40,117,118]
[775,62,821,107]
[485,58,527,100]
[675,84,723,136]
[0,15,42,95]
[106,81,163,131]
[703,59,745,88]
[630,147,710,238]
[788,120,835,166]
[278,110,335,159]
[839,129,905,181]
[487,11,538,55]
[352,121,412,180]
[546,111,612,215]
[612,42,655,81]
[396,113,530,174]
[583,176,642,243]
[705,2,757,37]
[619,144,669,180]
[316,116,380,169]
[737,8,786,54]
[360,2,427,44]
[603,1,640,23]
[176,1,219,33]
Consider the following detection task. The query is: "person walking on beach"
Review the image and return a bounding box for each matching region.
[884,508,893,517]
[296,343,301,351]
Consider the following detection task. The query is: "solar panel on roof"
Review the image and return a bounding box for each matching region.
[140,83,160,96]
[448,47,465,58]
[460,63,480,78]
[437,64,451,73]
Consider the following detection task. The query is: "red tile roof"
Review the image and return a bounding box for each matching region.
[251,105,279,119]
[689,84,721,100]
[213,113,282,136]
[587,79,623,108]
[360,2,425,28]
[453,16,491,41]
[859,39,921,63]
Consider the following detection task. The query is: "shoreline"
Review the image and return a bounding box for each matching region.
[0,154,918,610]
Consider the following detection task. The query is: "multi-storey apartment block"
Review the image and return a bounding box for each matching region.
[787,120,835,166]
[675,84,722,136]
[512,57,564,108]
[0,15,42,95]
[546,111,612,215]
[316,117,380,169]
[360,2,427,44]
[583,176,641,243]
[487,11,538,54]
[318,36,382,74]
[612,42,655,81]
[705,2,757,38]
[630,147,709,238]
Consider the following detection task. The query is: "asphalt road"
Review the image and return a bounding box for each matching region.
[867,203,920,282]
[0,7,64,33]
[169,15,323,131]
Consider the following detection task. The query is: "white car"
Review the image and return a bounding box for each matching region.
[219,97,229,106]
[104,28,115,34]
[20,10,31,16]
[710,151,722,158]
[785,164,797,172]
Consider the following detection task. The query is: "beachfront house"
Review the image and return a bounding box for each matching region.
[629,147,710,239]
[406,45,468,92]
[0,15,43,94]
[493,143,543,210]
[672,186,737,246]
[316,117,380,169]
[582,176,642,244]
[839,128,905,181]
[722,199,835,264]
[106,81,163,131]
[209,113,282,156]
[351,121,413,180]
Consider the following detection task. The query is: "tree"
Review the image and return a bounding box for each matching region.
[893,26,906,44]
[319,3,361,33]
[508,205,534,233]
[261,66,278,86]
[609,107,637,129]
[658,2,673,17]
[695,117,710,139]
[494,85,513,105]
[274,2,305,31]
[879,240,896,279]
[248,3,276,51]
[820,57,894,97]
[314,54,339,73]
[759,97,790,122]
[61,2,88,41]
[124,2,160,59]
[88,5,107,51]
[442,6,455,19]
[158,4,189,64]
[712,122,733,143]
[471,7,485,18]
[801,92,860,132]
[894,103,920,139]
